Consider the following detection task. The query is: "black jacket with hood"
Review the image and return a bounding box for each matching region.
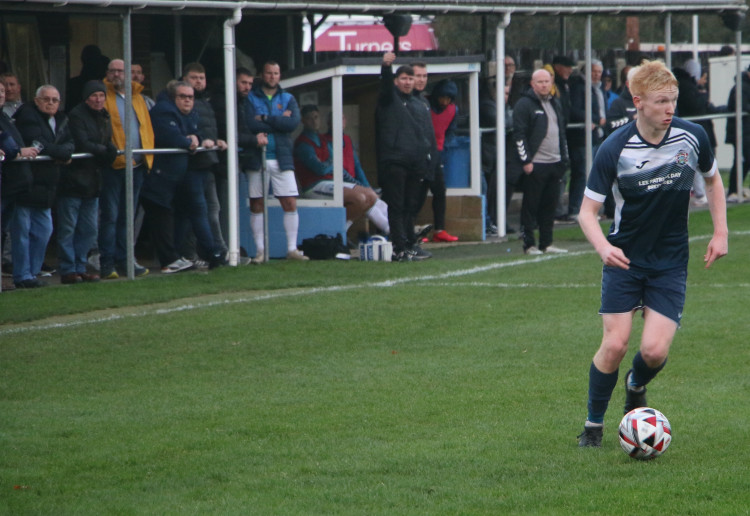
[512,88,568,167]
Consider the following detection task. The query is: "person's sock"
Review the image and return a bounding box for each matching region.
[250,212,264,254]
[587,362,619,424]
[283,211,300,252]
[367,199,390,234]
[629,351,666,390]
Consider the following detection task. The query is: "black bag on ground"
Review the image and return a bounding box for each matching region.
[301,233,348,260]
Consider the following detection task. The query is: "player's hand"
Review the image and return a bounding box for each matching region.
[704,234,728,268]
[599,244,630,270]
[523,163,533,174]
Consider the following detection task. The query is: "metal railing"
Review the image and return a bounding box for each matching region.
[7,146,219,162]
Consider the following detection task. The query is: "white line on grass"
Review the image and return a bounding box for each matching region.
[423,282,602,288]
[2,229,747,336]
[0,252,587,336]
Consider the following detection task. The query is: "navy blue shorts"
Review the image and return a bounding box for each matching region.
[600,266,687,324]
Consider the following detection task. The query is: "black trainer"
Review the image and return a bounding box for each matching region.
[410,245,432,261]
[392,251,412,262]
[577,425,603,448]
[623,369,648,414]
[209,253,228,270]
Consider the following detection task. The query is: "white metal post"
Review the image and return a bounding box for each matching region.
[664,14,672,70]
[123,9,135,279]
[174,15,183,78]
[736,30,744,203]
[585,15,593,179]
[224,8,242,265]
[331,75,343,208]
[692,15,700,61]
[496,12,511,238]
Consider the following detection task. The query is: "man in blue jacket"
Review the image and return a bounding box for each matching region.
[246,61,307,262]
[140,80,203,274]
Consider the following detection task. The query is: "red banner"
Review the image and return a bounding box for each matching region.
[315,24,438,52]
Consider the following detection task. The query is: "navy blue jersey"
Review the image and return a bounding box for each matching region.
[585,117,717,272]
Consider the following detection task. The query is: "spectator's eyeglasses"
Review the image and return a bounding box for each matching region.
[176,94,194,100]
[37,97,61,104]
[108,69,125,74]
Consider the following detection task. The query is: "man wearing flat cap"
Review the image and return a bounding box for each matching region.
[58,80,118,284]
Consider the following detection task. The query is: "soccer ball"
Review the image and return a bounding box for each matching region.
[618,407,672,460]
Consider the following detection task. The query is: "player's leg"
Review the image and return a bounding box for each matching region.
[579,312,634,447]
[366,197,390,235]
[624,268,685,411]
[623,308,676,412]
[579,266,643,447]
[272,167,306,260]
[638,309,678,368]
[342,185,372,224]
[589,313,634,417]
[246,170,265,263]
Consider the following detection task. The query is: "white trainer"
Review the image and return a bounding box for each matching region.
[286,249,310,261]
[544,245,568,254]
[250,251,266,265]
[524,246,543,255]
[161,257,194,274]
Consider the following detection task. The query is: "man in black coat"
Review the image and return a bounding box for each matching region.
[179,62,228,263]
[563,62,604,221]
[59,80,118,284]
[0,80,40,282]
[375,52,434,261]
[211,67,268,263]
[724,65,750,202]
[674,63,721,206]
[11,85,74,288]
[513,69,569,255]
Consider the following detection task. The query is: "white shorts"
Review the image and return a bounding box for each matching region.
[246,159,299,199]
[301,181,356,199]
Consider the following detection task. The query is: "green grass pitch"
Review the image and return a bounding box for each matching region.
[2,204,749,514]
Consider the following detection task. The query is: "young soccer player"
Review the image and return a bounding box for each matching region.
[576,60,728,447]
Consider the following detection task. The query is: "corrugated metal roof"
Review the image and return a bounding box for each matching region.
[2,0,746,16]
[265,0,747,15]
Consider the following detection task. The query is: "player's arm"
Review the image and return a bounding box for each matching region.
[702,170,729,269]
[579,195,630,270]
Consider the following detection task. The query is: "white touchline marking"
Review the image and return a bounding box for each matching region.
[2,229,747,336]
[1,252,588,336]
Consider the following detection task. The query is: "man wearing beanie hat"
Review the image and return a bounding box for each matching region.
[58,80,118,284]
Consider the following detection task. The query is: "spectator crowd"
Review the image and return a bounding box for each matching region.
[489,49,736,253]
[0,46,743,289]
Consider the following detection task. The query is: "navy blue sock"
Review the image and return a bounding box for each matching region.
[629,351,666,389]
[587,362,619,424]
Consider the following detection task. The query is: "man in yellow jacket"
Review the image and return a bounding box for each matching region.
[100,58,154,279]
